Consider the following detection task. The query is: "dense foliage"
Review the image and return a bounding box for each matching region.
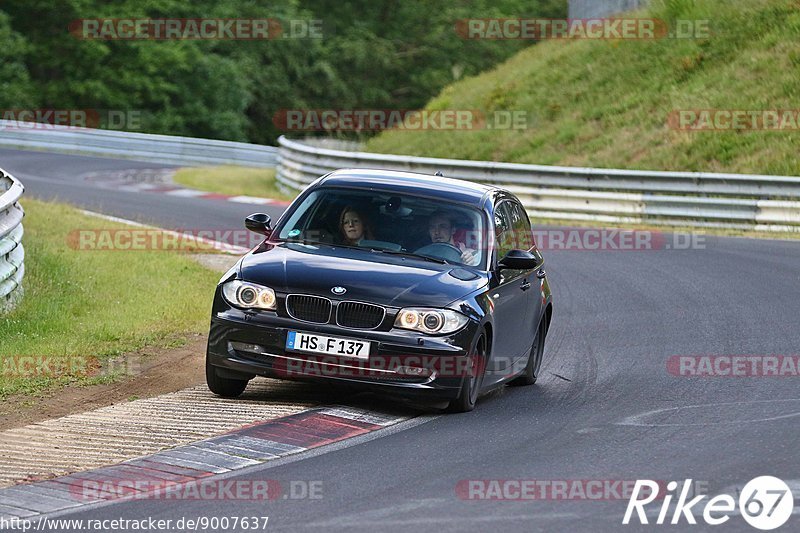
[0,0,565,144]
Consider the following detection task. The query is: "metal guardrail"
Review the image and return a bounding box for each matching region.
[0,121,277,168]
[276,136,800,232]
[0,169,24,313]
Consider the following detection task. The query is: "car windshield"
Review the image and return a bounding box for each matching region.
[275,187,487,268]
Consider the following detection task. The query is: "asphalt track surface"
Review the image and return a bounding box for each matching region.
[2,148,799,532]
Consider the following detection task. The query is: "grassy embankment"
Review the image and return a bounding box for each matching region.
[172,166,295,201]
[367,0,800,176]
[0,198,220,399]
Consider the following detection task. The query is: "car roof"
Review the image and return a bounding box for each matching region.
[317,168,500,207]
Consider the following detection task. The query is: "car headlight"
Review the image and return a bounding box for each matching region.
[394,308,468,334]
[221,280,277,310]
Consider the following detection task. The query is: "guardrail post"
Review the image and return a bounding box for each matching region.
[0,169,25,313]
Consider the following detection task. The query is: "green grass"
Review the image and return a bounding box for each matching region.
[366,0,800,176]
[0,198,220,399]
[172,165,294,201]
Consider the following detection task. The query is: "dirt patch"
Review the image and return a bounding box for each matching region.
[0,334,208,431]
[0,255,238,431]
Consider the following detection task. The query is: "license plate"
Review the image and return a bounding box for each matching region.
[285,331,371,360]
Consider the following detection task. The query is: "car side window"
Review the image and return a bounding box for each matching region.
[494,201,515,262]
[510,201,533,251]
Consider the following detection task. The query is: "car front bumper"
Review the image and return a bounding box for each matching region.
[206,309,481,401]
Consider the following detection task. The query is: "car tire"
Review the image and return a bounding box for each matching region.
[446,334,487,413]
[206,359,248,398]
[509,316,547,386]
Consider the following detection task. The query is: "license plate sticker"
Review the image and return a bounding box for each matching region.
[286,331,371,360]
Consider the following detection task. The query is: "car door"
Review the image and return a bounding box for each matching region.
[508,200,542,370]
[484,200,530,381]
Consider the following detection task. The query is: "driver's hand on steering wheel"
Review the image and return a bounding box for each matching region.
[458,243,479,266]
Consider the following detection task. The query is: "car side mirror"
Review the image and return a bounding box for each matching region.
[499,249,542,270]
[245,213,272,236]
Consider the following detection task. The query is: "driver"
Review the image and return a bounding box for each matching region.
[338,205,374,246]
[427,211,480,266]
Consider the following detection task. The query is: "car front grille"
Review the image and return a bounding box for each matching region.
[337,301,385,329]
[286,295,332,324]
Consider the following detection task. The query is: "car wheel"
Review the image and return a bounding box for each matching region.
[446,334,487,413]
[509,316,547,386]
[206,359,248,398]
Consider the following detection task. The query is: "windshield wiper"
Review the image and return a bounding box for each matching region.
[370,248,449,265]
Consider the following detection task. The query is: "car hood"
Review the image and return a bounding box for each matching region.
[238,243,488,308]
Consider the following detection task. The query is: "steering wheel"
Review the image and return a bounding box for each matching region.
[414,242,463,263]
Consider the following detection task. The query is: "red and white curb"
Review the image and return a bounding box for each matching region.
[0,406,409,519]
[105,181,290,207]
[82,168,291,207]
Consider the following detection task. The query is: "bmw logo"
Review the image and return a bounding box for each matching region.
[331,286,347,295]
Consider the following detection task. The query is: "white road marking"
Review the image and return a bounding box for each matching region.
[616,398,800,427]
[164,189,207,197]
[228,195,276,204]
[79,209,249,255]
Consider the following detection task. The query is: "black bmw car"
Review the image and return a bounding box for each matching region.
[206,169,552,412]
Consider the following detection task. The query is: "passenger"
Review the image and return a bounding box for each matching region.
[338,206,374,246]
[427,211,479,265]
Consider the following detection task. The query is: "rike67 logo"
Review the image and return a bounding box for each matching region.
[624,476,794,530]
